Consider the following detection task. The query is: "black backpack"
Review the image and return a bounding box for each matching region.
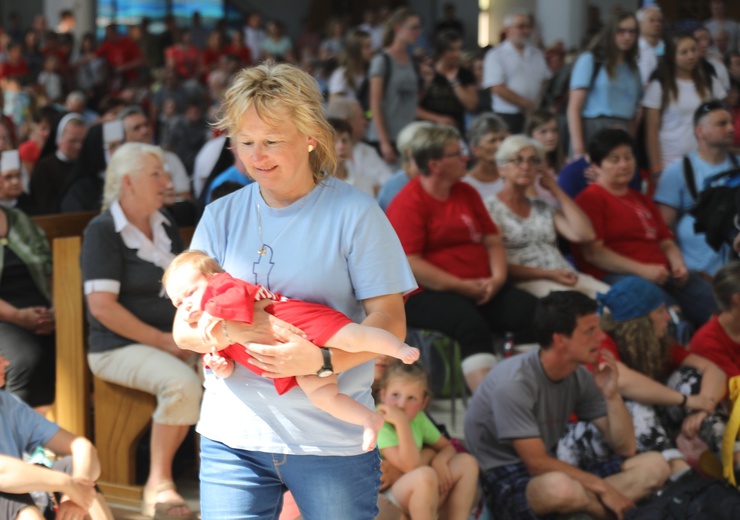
[683,154,740,251]
[625,472,740,520]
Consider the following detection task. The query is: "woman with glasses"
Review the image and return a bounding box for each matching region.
[574,128,716,327]
[486,135,607,298]
[567,12,643,159]
[643,31,726,178]
[386,125,538,391]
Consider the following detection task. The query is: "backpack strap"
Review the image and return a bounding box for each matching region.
[382,52,392,100]
[683,155,698,202]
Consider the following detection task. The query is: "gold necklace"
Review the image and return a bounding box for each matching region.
[255,197,308,256]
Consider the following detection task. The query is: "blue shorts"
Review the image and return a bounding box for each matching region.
[481,457,624,520]
[199,436,381,520]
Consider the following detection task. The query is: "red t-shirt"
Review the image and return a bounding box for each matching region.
[574,184,673,280]
[95,36,142,81]
[165,45,201,79]
[0,59,30,80]
[223,45,252,66]
[691,315,740,380]
[599,335,690,376]
[202,272,352,395]
[386,178,499,295]
[202,49,221,70]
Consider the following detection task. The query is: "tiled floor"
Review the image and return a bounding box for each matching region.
[107,398,467,519]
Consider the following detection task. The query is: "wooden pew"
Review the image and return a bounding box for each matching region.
[33,212,194,504]
[34,211,97,438]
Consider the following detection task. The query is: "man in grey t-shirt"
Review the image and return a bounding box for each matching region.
[464,291,670,520]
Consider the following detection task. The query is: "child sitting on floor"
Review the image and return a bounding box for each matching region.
[163,250,420,451]
[377,361,479,520]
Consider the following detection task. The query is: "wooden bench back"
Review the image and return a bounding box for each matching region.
[31,211,194,438]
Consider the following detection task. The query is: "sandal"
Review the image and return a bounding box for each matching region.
[142,481,195,520]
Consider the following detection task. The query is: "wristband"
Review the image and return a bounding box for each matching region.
[680,393,688,408]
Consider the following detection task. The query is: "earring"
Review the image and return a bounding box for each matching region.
[308,145,314,153]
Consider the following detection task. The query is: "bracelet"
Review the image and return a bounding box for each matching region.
[680,393,688,408]
[221,320,233,344]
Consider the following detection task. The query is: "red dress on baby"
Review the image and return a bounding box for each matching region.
[201,272,352,394]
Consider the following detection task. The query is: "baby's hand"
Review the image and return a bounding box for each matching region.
[203,348,234,378]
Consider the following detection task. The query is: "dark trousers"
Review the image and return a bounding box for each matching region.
[405,284,538,358]
[496,112,526,134]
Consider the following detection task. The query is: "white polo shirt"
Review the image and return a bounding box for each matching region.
[482,40,551,114]
[637,37,663,87]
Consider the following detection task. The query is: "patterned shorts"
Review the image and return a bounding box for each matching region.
[481,457,624,520]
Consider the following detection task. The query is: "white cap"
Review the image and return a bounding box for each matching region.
[103,120,124,145]
[56,112,85,144]
[0,150,20,173]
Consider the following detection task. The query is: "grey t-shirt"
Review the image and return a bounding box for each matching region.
[464,348,606,472]
[81,210,184,353]
[366,52,419,143]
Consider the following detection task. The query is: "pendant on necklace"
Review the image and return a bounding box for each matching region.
[257,247,266,256]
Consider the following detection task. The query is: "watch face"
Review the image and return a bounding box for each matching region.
[316,368,333,378]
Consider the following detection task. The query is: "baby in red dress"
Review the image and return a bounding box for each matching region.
[163,250,420,451]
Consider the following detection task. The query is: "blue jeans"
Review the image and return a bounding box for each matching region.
[200,436,381,520]
[602,271,716,327]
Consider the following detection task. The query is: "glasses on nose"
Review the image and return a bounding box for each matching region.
[508,156,541,167]
[440,149,466,159]
[616,28,637,35]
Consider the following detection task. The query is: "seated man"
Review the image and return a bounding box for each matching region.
[0,355,113,520]
[654,100,737,278]
[464,291,670,520]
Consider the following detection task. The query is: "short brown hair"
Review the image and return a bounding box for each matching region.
[162,250,224,289]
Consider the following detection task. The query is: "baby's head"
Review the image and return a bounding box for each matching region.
[379,361,430,421]
[163,250,224,322]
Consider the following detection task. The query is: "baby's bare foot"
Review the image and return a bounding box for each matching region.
[363,412,385,451]
[397,344,420,364]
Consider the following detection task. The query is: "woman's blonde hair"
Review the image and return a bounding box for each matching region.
[162,250,224,289]
[101,142,165,211]
[600,312,671,381]
[215,61,337,182]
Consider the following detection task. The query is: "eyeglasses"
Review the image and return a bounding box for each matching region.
[440,149,467,159]
[616,28,637,35]
[507,156,542,167]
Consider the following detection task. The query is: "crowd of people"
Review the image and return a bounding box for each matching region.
[2,1,740,519]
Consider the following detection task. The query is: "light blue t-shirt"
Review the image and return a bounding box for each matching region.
[377,170,410,212]
[0,390,59,459]
[654,151,737,275]
[191,177,417,455]
[570,52,642,120]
